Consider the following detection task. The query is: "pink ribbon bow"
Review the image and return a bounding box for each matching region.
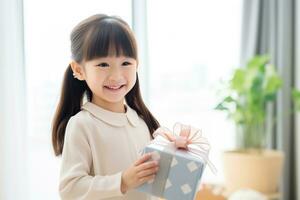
[152,122,217,174]
[158,123,192,149]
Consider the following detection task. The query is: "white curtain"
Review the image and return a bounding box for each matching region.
[132,0,150,102]
[0,0,28,199]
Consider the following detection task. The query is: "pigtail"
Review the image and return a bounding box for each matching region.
[126,74,160,139]
[52,65,90,156]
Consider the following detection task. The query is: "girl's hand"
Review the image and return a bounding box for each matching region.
[121,153,159,193]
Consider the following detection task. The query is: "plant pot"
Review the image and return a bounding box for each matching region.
[222,149,284,195]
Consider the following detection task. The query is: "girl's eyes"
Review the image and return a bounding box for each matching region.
[96,61,132,67]
[96,63,109,67]
[122,61,131,66]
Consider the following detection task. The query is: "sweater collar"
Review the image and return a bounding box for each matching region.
[81,102,140,127]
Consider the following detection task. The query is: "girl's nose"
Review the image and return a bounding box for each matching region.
[108,67,122,81]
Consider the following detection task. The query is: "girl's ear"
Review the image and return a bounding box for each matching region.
[70,61,85,81]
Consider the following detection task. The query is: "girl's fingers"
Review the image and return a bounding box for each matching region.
[139,174,156,184]
[134,153,152,166]
[136,160,158,172]
[137,166,159,178]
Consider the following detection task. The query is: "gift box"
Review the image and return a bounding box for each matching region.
[137,143,205,200]
[136,123,215,200]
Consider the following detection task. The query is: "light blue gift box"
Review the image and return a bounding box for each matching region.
[136,143,205,200]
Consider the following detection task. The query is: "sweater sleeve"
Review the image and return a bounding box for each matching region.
[59,117,125,200]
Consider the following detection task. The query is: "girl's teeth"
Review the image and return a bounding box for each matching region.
[107,85,122,89]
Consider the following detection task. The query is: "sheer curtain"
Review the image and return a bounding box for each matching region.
[0,0,28,199]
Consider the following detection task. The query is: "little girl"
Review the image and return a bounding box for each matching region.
[52,14,160,200]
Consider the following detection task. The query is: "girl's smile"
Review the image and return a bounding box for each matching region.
[103,84,126,93]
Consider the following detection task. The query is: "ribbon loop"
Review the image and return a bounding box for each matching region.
[151,122,217,174]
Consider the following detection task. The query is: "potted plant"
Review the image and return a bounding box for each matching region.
[215,55,284,195]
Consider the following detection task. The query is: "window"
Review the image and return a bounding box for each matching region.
[147,0,242,183]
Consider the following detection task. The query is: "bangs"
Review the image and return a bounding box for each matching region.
[83,19,137,61]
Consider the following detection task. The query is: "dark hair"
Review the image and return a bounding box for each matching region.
[52,14,160,156]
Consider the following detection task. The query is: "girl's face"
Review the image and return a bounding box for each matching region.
[72,55,138,112]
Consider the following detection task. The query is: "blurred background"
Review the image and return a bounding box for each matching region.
[0,0,299,199]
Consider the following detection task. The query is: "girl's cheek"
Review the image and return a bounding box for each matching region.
[126,68,137,76]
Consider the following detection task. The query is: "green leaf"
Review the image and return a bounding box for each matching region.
[231,69,246,93]
[215,103,229,111]
[231,109,244,124]
[251,74,264,94]
[263,64,282,96]
[264,93,276,101]
[224,96,235,103]
[247,55,270,69]
[264,76,282,95]
[292,89,300,111]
